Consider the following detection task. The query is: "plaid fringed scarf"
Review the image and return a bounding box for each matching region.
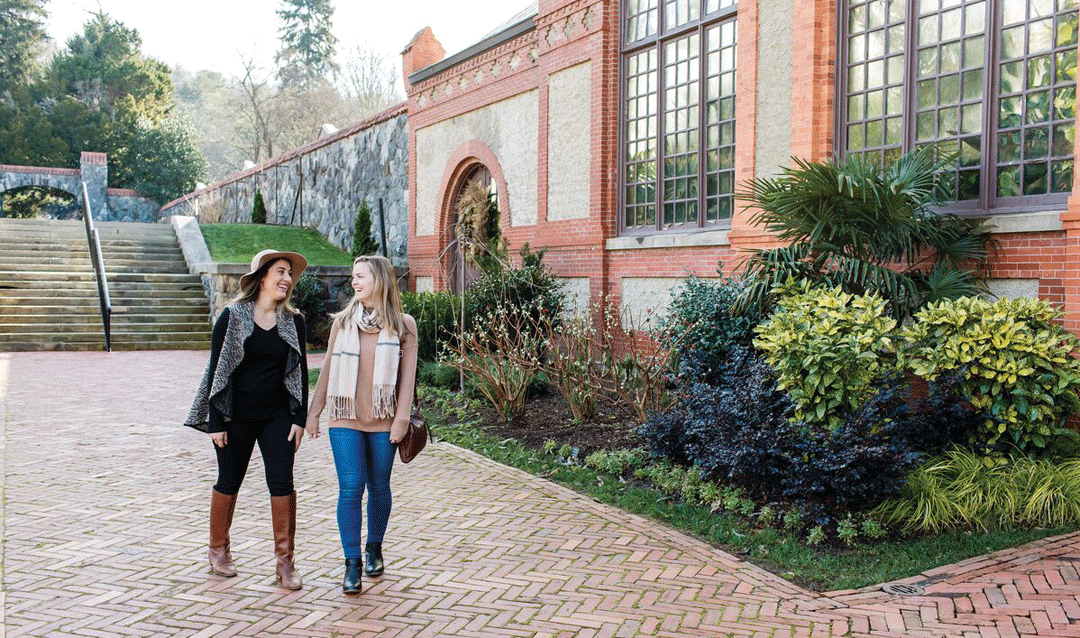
[328,305,399,420]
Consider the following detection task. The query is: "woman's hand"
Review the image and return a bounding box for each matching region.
[389,420,408,445]
[288,424,305,452]
[209,431,227,448]
[305,414,321,439]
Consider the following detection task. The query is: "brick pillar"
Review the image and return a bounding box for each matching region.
[1060,35,1080,333]
[729,0,836,263]
[79,152,108,219]
[401,27,445,92]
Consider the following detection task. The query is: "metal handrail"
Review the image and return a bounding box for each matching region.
[81,182,112,351]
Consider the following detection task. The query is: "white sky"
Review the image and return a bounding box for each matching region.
[45,0,527,90]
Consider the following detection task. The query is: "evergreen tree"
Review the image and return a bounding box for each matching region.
[252,191,267,224]
[0,0,47,97]
[52,11,173,120]
[275,0,338,87]
[351,200,379,257]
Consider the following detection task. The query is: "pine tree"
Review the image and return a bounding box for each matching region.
[252,191,267,224]
[351,200,379,257]
[0,0,48,96]
[275,0,338,87]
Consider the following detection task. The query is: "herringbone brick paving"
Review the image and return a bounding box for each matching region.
[1,352,1078,637]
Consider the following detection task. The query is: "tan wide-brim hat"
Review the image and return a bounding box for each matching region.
[239,249,308,290]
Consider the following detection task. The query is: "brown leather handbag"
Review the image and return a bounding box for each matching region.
[397,397,428,463]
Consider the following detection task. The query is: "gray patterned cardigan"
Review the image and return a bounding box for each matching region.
[185,301,308,433]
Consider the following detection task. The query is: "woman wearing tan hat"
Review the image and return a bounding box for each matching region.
[306,255,418,595]
[185,249,310,590]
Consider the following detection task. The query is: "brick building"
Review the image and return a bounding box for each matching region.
[403,0,1080,329]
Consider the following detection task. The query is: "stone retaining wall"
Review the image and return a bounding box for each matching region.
[161,105,410,269]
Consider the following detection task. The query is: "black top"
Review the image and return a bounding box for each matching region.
[233,323,291,420]
[207,308,308,433]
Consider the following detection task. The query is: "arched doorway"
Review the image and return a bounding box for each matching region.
[0,185,79,219]
[444,163,497,294]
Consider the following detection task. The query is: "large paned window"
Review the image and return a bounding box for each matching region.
[621,0,737,232]
[841,0,1078,213]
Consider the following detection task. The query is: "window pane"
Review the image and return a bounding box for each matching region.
[665,0,699,30]
[623,49,658,228]
[662,32,700,227]
[626,0,659,44]
[704,18,738,223]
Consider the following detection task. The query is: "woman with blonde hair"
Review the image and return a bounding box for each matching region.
[307,255,418,595]
[186,249,310,590]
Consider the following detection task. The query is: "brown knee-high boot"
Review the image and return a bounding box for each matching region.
[209,489,238,577]
[270,491,302,590]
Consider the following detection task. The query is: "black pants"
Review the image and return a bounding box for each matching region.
[214,412,295,497]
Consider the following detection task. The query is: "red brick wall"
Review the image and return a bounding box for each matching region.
[407,0,1080,331]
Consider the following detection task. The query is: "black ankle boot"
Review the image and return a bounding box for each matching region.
[364,542,384,577]
[342,558,362,595]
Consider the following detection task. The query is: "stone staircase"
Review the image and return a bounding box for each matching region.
[0,218,212,351]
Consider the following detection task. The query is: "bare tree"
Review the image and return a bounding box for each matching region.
[235,50,277,162]
[339,41,401,117]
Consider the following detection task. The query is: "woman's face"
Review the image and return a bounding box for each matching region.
[259,258,294,303]
[352,261,377,307]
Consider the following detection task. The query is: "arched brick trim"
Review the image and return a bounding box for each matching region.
[436,140,511,237]
[433,140,511,288]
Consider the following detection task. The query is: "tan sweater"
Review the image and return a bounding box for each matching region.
[307,314,418,437]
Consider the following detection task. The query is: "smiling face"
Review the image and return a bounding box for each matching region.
[259,258,294,303]
[351,260,378,308]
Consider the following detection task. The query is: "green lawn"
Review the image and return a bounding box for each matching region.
[200,223,352,266]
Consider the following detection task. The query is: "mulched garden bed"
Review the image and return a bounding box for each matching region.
[472,390,647,457]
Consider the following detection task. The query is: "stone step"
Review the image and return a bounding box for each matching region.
[0,329,211,342]
[0,288,207,300]
[0,321,209,334]
[3,261,190,274]
[0,239,182,251]
[0,334,211,351]
[0,313,208,325]
[0,270,201,283]
[3,302,205,314]
[0,295,207,308]
[2,281,203,293]
[0,219,169,232]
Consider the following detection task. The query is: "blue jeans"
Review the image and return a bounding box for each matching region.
[328,428,396,559]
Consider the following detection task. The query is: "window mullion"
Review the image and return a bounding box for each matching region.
[982,0,998,210]
[657,40,667,232]
[698,22,707,228]
[903,0,918,154]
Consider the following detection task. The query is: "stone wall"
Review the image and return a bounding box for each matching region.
[160,106,410,268]
[106,189,161,222]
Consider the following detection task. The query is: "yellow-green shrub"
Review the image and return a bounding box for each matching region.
[753,284,898,429]
[873,448,1080,532]
[902,296,1080,455]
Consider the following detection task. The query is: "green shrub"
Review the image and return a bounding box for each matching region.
[291,274,332,347]
[463,243,565,340]
[902,296,1080,455]
[658,273,761,382]
[351,200,380,258]
[754,283,898,429]
[874,448,1080,532]
[418,360,459,390]
[252,190,267,224]
[583,448,648,475]
[401,290,459,362]
[736,147,992,320]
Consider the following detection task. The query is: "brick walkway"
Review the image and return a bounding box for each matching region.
[1,351,1079,637]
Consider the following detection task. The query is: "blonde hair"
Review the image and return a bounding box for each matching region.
[232,257,300,314]
[334,255,406,335]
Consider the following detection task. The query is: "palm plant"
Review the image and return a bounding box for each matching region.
[735,147,995,319]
